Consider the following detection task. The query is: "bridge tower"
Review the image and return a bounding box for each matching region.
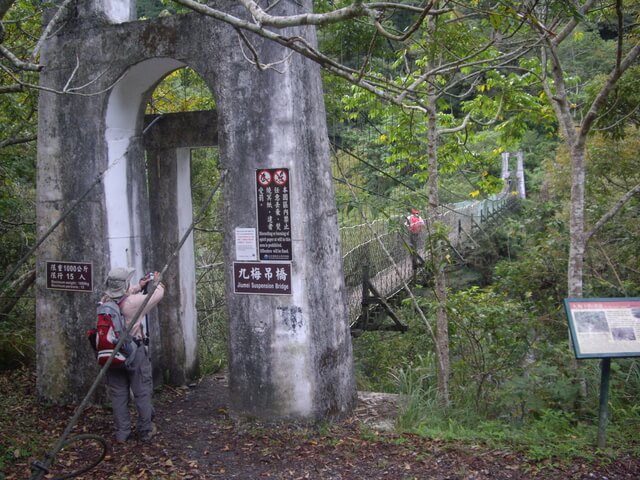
[35,0,356,421]
[501,151,526,199]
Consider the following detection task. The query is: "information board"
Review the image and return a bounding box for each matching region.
[256,168,292,261]
[233,262,291,295]
[46,261,93,292]
[564,298,640,358]
[235,227,257,261]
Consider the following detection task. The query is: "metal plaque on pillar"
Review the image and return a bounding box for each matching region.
[46,261,93,292]
[233,262,292,295]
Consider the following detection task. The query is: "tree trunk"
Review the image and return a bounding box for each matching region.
[568,146,586,298]
[426,81,450,407]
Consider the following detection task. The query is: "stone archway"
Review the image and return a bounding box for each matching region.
[103,59,208,386]
[36,1,356,421]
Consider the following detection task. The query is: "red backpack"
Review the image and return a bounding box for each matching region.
[407,214,425,234]
[87,300,136,368]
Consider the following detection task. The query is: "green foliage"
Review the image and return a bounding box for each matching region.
[316,0,392,70]
[0,0,40,366]
[137,0,184,18]
[444,287,539,414]
[0,323,35,370]
[491,201,568,307]
[395,366,623,464]
[557,28,618,106]
[137,0,167,18]
[583,129,640,297]
[147,68,215,114]
[190,148,227,375]
[0,143,36,273]
[586,66,640,139]
[393,286,638,462]
[352,312,432,392]
[538,127,640,298]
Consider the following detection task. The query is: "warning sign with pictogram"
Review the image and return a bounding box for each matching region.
[256,168,292,261]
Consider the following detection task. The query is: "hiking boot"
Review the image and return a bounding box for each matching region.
[114,434,130,444]
[139,422,157,443]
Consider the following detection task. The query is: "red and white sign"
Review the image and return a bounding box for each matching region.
[273,169,288,186]
[257,170,272,187]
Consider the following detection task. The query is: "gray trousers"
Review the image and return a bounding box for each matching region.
[105,347,154,441]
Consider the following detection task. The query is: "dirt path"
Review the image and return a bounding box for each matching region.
[2,371,639,479]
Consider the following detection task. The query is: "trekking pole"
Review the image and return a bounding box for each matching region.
[29,171,225,479]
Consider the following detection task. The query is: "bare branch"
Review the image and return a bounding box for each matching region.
[0,61,127,97]
[231,0,369,27]
[397,40,536,103]
[585,183,640,243]
[372,1,434,42]
[236,27,292,72]
[438,112,472,135]
[579,42,640,148]
[0,44,41,71]
[31,0,74,62]
[0,83,21,93]
[0,134,36,148]
[551,0,597,47]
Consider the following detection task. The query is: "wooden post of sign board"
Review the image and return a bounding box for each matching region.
[597,358,612,448]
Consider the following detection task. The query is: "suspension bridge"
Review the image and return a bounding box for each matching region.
[338,149,525,332]
[342,192,518,333]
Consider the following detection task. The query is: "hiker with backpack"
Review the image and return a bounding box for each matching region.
[405,208,425,235]
[101,266,165,444]
[405,208,426,273]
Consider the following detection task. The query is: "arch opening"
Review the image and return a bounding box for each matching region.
[105,59,222,385]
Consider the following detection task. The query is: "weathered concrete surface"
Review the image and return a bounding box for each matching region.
[36,1,356,420]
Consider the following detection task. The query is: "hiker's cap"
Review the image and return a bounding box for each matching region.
[105,267,135,298]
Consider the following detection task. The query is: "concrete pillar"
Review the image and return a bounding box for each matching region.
[516,151,526,199]
[146,147,199,385]
[143,112,219,386]
[215,8,356,421]
[501,151,510,184]
[76,0,137,24]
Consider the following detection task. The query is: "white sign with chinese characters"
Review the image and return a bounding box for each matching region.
[235,227,257,261]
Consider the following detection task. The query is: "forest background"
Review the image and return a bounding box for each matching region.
[1,0,640,472]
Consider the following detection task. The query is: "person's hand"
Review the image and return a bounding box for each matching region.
[139,275,150,290]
